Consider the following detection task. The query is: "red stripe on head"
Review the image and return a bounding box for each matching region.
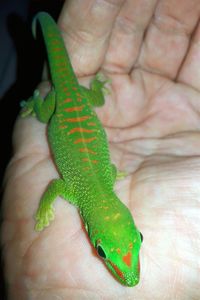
[122,252,132,267]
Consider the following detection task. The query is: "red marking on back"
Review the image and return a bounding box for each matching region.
[53,47,62,52]
[74,137,96,144]
[83,166,91,171]
[64,105,84,112]
[65,116,90,123]
[52,39,59,44]
[57,61,66,66]
[123,252,132,267]
[82,158,98,164]
[56,68,67,74]
[59,125,68,129]
[88,122,96,126]
[47,33,54,38]
[68,127,94,135]
[129,243,133,249]
[91,160,98,164]
[82,158,89,162]
[79,148,97,155]
[54,55,63,60]
[109,261,124,280]
[63,98,72,103]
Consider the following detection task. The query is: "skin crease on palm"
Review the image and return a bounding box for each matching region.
[2,0,200,299]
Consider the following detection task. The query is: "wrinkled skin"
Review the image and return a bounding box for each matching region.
[2,0,200,299]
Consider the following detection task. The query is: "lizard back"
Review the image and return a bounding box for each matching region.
[35,13,114,196]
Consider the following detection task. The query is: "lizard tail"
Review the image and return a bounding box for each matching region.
[31,12,78,91]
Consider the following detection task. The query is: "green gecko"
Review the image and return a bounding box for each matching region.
[21,12,143,287]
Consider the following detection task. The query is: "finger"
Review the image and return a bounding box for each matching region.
[12,117,48,157]
[58,0,124,76]
[138,0,200,79]
[104,0,157,73]
[178,21,200,91]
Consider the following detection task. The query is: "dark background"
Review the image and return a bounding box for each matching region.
[0,0,64,298]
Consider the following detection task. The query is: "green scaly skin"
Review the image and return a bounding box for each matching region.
[20,12,142,287]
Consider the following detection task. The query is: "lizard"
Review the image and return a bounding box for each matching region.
[20,12,143,287]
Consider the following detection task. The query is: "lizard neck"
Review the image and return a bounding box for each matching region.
[79,189,124,226]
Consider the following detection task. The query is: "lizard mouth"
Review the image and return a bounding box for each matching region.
[107,260,125,283]
[106,259,140,287]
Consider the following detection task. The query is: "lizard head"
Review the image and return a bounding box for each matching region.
[84,195,143,287]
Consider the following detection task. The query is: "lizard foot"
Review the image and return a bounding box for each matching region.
[20,90,40,117]
[116,170,128,180]
[35,204,55,231]
[96,72,111,96]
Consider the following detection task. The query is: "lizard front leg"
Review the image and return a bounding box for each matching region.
[35,178,74,231]
[80,73,110,107]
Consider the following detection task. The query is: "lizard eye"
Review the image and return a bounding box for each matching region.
[96,245,107,259]
[140,232,143,243]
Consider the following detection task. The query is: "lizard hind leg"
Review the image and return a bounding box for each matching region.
[79,73,111,107]
[20,88,56,123]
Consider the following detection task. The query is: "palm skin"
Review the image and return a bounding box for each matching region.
[2,0,200,299]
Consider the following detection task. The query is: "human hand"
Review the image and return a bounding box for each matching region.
[2,0,200,299]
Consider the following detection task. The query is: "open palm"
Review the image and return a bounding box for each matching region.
[2,1,200,299]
